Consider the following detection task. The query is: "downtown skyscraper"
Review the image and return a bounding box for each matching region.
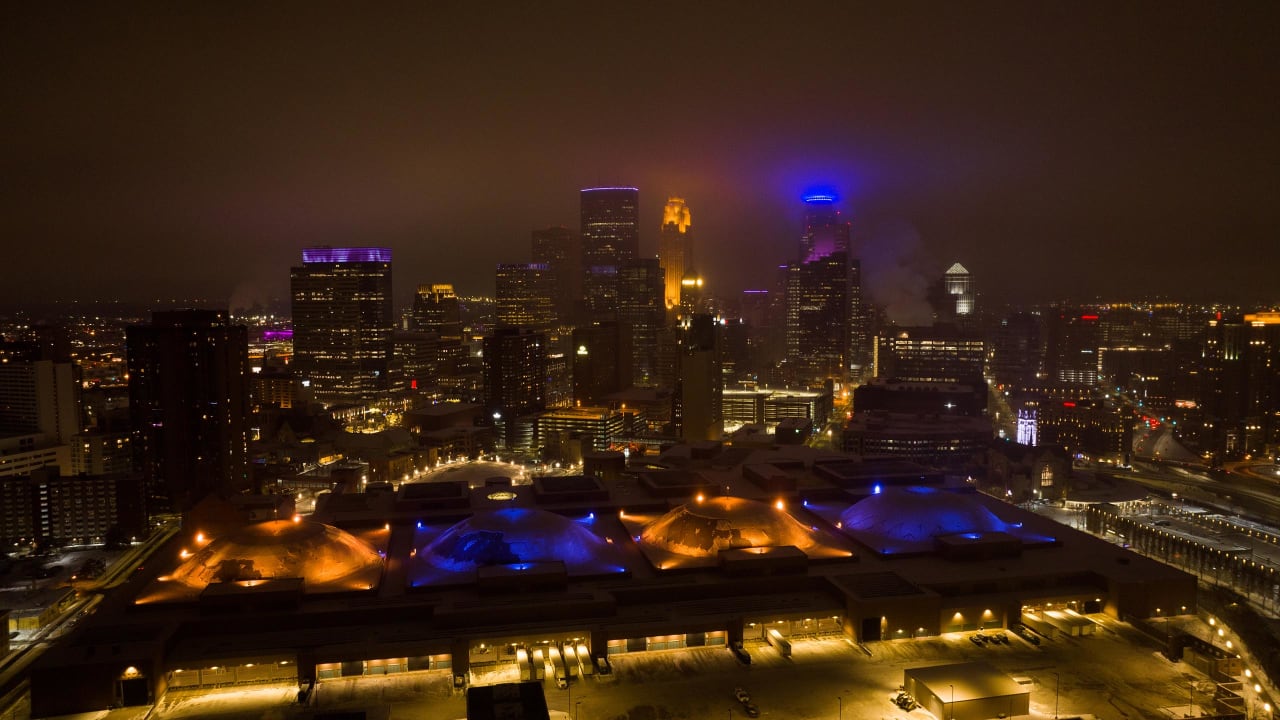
[658,196,693,311]
[580,187,640,324]
[126,309,248,513]
[530,226,581,328]
[784,192,865,386]
[291,247,394,404]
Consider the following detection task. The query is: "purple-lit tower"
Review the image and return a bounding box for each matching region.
[784,192,866,386]
[291,247,394,404]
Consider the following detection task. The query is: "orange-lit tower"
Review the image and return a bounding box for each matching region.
[658,197,693,310]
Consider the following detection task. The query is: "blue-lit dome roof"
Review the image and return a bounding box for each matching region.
[417,508,622,576]
[839,486,1011,553]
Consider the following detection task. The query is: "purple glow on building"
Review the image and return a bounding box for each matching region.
[262,329,293,341]
[302,247,392,264]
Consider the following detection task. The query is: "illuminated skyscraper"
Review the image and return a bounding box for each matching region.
[291,247,394,404]
[617,258,664,387]
[580,187,640,323]
[126,309,248,513]
[412,283,465,378]
[495,263,556,334]
[929,262,976,327]
[785,192,863,385]
[658,197,693,310]
[483,327,546,448]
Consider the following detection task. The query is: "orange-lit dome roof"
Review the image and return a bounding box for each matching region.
[640,497,818,557]
[168,519,383,593]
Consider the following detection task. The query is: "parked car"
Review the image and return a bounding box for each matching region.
[734,688,751,704]
[970,634,985,646]
[1012,625,1041,645]
[741,702,760,717]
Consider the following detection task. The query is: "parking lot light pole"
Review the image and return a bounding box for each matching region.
[837,695,842,720]
[1053,671,1060,720]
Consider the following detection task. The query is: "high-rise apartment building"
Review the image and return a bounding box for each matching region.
[530,226,581,328]
[658,197,693,310]
[495,263,557,334]
[126,309,248,513]
[0,353,80,479]
[482,328,547,448]
[580,187,640,323]
[0,357,79,443]
[291,247,394,404]
[617,258,664,387]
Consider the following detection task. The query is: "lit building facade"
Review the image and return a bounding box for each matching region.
[0,466,142,549]
[874,325,985,387]
[291,247,394,404]
[536,406,627,451]
[784,193,863,386]
[1199,312,1280,460]
[482,328,547,446]
[495,263,557,334]
[1037,398,1133,460]
[412,284,466,376]
[658,196,693,310]
[617,258,664,387]
[841,412,992,465]
[580,187,640,323]
[929,262,975,327]
[1046,310,1102,387]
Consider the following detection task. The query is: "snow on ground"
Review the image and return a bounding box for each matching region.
[122,620,1212,720]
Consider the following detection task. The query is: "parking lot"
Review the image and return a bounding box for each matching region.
[71,613,1215,720]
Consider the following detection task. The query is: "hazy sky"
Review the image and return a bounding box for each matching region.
[3,2,1277,312]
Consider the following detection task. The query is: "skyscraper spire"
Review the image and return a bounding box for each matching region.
[659,196,693,310]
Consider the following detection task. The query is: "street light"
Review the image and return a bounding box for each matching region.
[1053,672,1060,720]
[575,700,582,720]
[949,683,955,720]
[837,696,842,720]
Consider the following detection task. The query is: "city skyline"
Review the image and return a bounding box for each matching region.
[2,3,1278,312]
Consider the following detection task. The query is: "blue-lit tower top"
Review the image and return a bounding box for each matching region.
[799,189,849,262]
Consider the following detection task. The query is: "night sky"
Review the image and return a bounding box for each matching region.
[3,2,1277,315]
